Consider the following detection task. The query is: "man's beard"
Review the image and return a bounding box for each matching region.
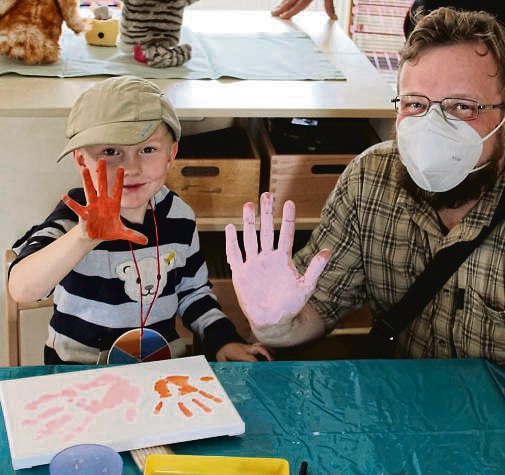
[396,139,504,210]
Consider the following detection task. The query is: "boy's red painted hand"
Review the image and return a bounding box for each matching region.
[62,159,148,245]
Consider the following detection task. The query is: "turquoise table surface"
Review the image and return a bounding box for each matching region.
[1,359,505,474]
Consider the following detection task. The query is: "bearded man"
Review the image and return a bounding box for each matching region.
[225,7,505,365]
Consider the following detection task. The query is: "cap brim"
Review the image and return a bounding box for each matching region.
[56,120,161,162]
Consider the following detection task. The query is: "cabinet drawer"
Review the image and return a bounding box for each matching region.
[257,118,380,218]
[167,127,260,217]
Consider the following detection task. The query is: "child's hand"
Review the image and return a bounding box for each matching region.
[63,159,148,245]
[216,342,273,362]
[225,192,330,331]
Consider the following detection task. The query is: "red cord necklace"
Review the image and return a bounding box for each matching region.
[127,200,160,334]
[106,199,178,364]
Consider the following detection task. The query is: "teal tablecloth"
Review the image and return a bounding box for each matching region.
[1,359,504,474]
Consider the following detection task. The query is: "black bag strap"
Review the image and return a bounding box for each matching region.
[369,189,505,346]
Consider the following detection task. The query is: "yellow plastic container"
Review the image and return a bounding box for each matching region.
[144,454,290,475]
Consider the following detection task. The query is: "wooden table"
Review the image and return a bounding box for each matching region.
[0,359,503,473]
[0,11,394,119]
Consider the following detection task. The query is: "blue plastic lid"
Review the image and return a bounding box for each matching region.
[49,444,123,474]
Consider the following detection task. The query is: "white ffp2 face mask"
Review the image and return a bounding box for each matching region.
[397,108,505,192]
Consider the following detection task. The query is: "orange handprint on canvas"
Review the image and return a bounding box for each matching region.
[21,374,141,443]
[63,158,148,245]
[153,375,223,417]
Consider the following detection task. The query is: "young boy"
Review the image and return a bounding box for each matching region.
[8,75,270,365]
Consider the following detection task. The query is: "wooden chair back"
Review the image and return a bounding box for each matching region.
[4,249,53,366]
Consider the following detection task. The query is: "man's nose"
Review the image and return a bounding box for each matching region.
[427,102,442,114]
[426,103,448,120]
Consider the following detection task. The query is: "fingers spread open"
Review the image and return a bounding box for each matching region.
[62,194,86,218]
[225,223,243,272]
[112,167,125,202]
[97,159,108,197]
[278,200,295,255]
[302,249,331,293]
[123,228,148,245]
[81,167,97,204]
[260,192,274,253]
[243,202,258,259]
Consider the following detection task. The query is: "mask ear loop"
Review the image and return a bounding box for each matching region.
[468,114,505,174]
[128,199,161,336]
[481,113,505,142]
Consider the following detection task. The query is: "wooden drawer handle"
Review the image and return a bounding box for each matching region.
[311,164,347,175]
[181,166,220,177]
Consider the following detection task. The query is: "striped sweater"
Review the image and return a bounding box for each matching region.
[10,186,242,364]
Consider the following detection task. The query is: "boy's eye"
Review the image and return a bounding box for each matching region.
[101,148,120,156]
[142,146,156,154]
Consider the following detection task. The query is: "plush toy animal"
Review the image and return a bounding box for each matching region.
[119,0,199,68]
[0,0,88,64]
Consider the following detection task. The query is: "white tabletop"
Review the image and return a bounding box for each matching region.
[0,11,395,119]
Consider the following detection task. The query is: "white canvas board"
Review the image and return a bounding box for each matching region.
[0,356,245,470]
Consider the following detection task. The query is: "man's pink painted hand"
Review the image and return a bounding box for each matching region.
[225,192,330,330]
[62,159,148,245]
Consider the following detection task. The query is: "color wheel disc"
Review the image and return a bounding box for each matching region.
[107,328,172,364]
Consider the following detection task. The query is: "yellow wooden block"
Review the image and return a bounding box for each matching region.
[85,18,119,47]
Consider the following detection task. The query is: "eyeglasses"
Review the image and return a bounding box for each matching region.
[391,94,505,121]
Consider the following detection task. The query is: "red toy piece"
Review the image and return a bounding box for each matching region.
[133,44,147,63]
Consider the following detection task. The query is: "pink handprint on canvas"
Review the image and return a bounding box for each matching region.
[21,373,141,443]
[153,375,223,417]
